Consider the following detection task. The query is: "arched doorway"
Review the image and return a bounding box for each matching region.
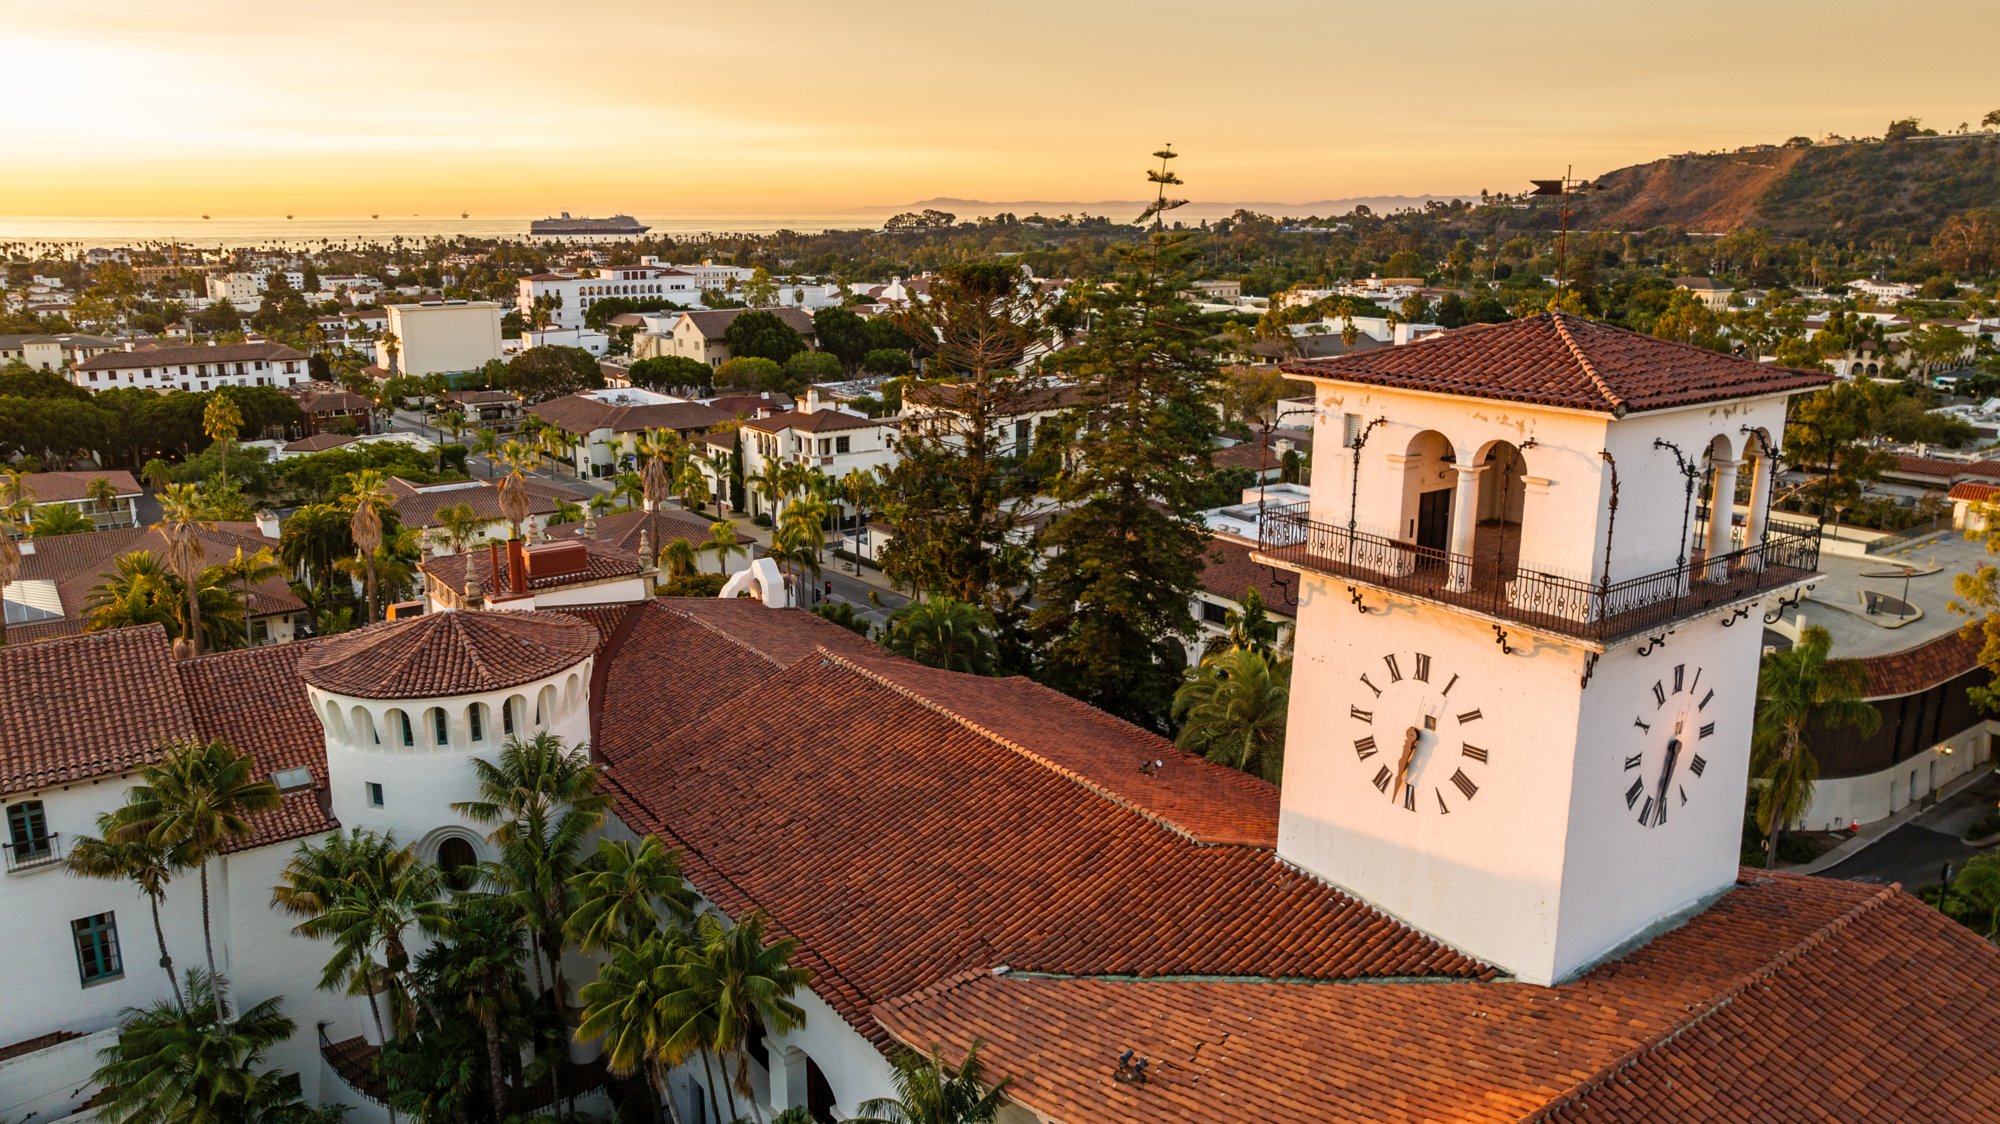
[1471,440,1528,589]
[437,836,478,891]
[806,1057,837,1123]
[1397,430,1457,556]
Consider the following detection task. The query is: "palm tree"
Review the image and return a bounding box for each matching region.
[705,520,746,574]
[497,469,534,542]
[746,460,786,522]
[452,732,611,1067]
[470,428,502,478]
[1172,647,1291,784]
[698,910,808,1122]
[273,827,446,1054]
[346,470,393,624]
[30,503,94,537]
[1201,587,1280,662]
[882,599,1000,674]
[84,550,183,634]
[113,738,280,1027]
[566,836,695,954]
[576,930,695,1124]
[436,501,485,554]
[641,441,674,566]
[661,538,697,579]
[438,409,468,443]
[840,466,876,538]
[851,1040,1011,1124]
[67,809,187,1010]
[676,459,708,513]
[279,502,355,594]
[202,391,244,485]
[1752,624,1880,867]
[433,897,529,1119]
[612,471,646,512]
[91,969,307,1124]
[156,483,211,656]
[381,330,401,376]
[213,545,281,649]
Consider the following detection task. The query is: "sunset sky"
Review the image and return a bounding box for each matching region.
[3,0,1990,217]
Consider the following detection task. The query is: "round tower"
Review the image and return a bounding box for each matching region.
[299,611,599,873]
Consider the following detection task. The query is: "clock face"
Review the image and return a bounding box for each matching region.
[1624,662,1717,828]
[1350,651,1488,816]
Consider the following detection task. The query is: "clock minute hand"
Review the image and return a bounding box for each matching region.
[1653,736,1681,824]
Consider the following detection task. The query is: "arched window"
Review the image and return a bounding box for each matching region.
[389,709,415,747]
[429,707,450,748]
[437,836,478,890]
[502,696,519,737]
[468,703,485,743]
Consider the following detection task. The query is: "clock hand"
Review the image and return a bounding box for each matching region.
[1654,736,1681,824]
[1393,726,1420,803]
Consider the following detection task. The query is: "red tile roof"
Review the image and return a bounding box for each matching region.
[1856,627,1984,697]
[422,538,642,595]
[1948,482,2000,503]
[1281,312,1831,415]
[1897,456,2000,483]
[12,522,302,628]
[544,507,750,557]
[0,626,196,794]
[1201,538,1299,614]
[528,394,730,436]
[177,642,338,850]
[17,470,142,504]
[384,476,583,528]
[599,604,1486,1050]
[298,610,599,700]
[739,408,892,434]
[875,876,2000,1124]
[76,341,305,371]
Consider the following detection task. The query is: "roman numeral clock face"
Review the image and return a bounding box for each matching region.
[1624,663,1716,828]
[1350,652,1488,816]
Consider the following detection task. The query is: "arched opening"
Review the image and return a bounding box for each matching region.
[1697,434,1739,582]
[805,1056,837,1123]
[351,705,378,746]
[437,836,478,891]
[426,706,450,749]
[321,699,347,741]
[467,702,486,743]
[1470,439,1529,590]
[1396,430,1458,556]
[386,708,415,748]
[535,685,557,727]
[502,694,522,738]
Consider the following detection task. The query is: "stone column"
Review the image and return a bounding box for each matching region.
[1741,451,1772,572]
[1448,463,1486,591]
[1703,457,1739,583]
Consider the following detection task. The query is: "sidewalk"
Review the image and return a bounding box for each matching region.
[1796,765,1996,875]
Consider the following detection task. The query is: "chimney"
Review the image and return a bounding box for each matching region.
[507,538,528,596]
[804,386,821,413]
[253,509,281,539]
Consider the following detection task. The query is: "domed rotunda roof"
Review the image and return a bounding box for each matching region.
[298,611,598,700]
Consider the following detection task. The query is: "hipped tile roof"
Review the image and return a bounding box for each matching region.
[0,625,197,793]
[1281,312,1830,415]
[76,341,305,371]
[17,470,142,504]
[1201,538,1298,616]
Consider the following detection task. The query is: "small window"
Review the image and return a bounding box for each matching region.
[432,709,449,746]
[835,436,851,454]
[270,767,313,792]
[366,782,385,808]
[502,700,516,736]
[6,801,51,861]
[1200,600,1228,624]
[72,913,122,984]
[468,705,484,742]
[399,712,415,747]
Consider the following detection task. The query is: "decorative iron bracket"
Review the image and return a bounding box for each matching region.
[1347,585,1368,613]
[1493,623,1512,655]
[1580,651,1601,689]
[1763,583,1817,624]
[1637,630,1673,657]
[1719,605,1753,628]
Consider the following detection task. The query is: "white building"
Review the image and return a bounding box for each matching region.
[515,260,758,331]
[633,306,820,369]
[205,270,305,304]
[72,341,309,393]
[526,388,732,479]
[734,396,899,520]
[378,301,503,377]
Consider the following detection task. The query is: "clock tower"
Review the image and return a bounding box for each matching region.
[1260,312,1830,985]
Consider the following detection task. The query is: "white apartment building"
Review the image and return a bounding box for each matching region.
[635,306,819,369]
[733,398,899,520]
[205,270,305,304]
[0,333,122,371]
[72,341,309,392]
[526,388,731,479]
[516,259,760,330]
[378,300,503,377]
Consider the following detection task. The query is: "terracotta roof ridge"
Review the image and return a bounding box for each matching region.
[1521,879,1902,1121]
[1548,312,1625,414]
[814,647,1227,848]
[658,603,796,667]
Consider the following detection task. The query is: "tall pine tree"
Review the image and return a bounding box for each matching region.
[875,262,1051,642]
[1029,148,1218,731]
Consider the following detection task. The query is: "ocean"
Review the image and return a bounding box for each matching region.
[0,214,890,248]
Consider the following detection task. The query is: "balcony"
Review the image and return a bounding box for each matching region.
[4,832,63,874]
[1255,504,1821,646]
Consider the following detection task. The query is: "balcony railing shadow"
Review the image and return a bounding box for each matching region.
[1256,504,1820,645]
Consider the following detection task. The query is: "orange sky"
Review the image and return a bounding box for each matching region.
[3,0,1992,217]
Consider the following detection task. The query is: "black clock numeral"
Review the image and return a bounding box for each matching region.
[1652,681,1667,709]
[1414,653,1431,682]
[1652,798,1667,826]
[1462,744,1489,763]
[1351,705,1373,723]
[1639,796,1656,826]
[1359,673,1382,698]
[1689,667,1702,694]
[1673,664,1685,694]
[1372,765,1393,792]
[1625,778,1645,809]
[1689,755,1707,777]
[1442,673,1459,697]
[1384,654,1402,682]
[1457,708,1482,724]
[1355,736,1378,760]
[1633,716,1651,734]
[1698,688,1714,712]
[1450,768,1478,800]
[1699,722,1715,740]
[1623,753,1643,770]
[1436,789,1450,814]
[1403,785,1417,811]
[1679,785,1688,806]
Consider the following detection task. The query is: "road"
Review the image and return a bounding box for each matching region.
[1819,769,2000,890]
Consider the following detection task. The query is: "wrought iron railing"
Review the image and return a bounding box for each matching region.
[3,832,62,874]
[1257,504,1821,644]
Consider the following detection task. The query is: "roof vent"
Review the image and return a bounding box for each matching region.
[524,540,590,579]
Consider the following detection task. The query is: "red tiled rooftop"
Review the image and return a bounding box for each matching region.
[1948,482,2000,503]
[1282,311,1831,415]
[297,610,598,699]
[0,626,197,794]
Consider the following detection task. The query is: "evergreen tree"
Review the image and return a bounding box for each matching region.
[1029,148,1219,731]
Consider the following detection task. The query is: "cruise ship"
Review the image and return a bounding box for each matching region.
[529,212,650,235]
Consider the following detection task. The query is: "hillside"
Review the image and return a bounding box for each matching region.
[1575,135,2000,241]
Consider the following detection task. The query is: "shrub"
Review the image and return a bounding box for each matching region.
[660,573,727,597]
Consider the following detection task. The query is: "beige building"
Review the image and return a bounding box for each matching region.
[379,300,503,377]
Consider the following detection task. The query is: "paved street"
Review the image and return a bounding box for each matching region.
[1819,768,2000,890]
